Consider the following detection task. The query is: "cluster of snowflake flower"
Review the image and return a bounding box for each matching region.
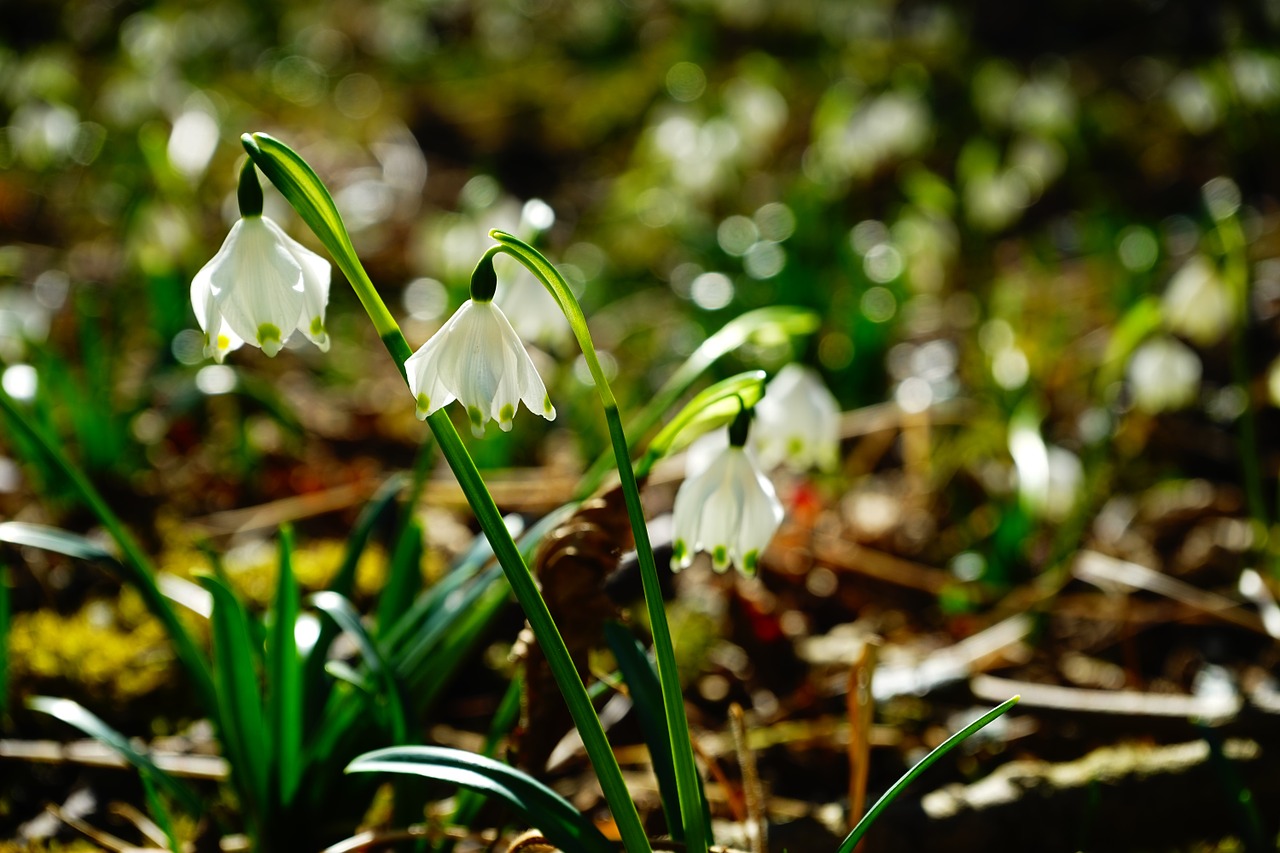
[191,179,840,578]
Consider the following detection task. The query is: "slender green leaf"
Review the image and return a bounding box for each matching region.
[837,695,1020,853]
[138,769,183,853]
[347,746,616,853]
[604,622,689,841]
[311,591,408,743]
[28,696,203,816]
[378,517,423,640]
[267,526,303,809]
[199,574,270,827]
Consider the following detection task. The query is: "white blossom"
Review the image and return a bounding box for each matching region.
[1127,336,1202,413]
[190,215,330,362]
[752,364,841,471]
[1163,255,1233,347]
[671,444,784,576]
[405,298,555,437]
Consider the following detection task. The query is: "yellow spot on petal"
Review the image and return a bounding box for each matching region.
[499,403,515,424]
[415,393,431,420]
[216,334,230,350]
[310,316,325,336]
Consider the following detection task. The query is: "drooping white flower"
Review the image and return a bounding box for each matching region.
[190,215,331,362]
[1127,336,1202,413]
[1162,255,1233,347]
[752,364,841,471]
[671,443,784,577]
[405,298,556,437]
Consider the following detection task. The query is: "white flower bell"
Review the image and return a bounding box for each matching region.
[1162,255,1233,347]
[671,408,784,576]
[1127,336,1202,413]
[405,255,556,437]
[190,164,330,362]
[752,364,840,471]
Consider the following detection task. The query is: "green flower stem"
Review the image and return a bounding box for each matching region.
[606,408,709,853]
[241,134,400,340]
[0,389,216,713]
[491,231,709,853]
[836,695,1020,853]
[241,135,650,853]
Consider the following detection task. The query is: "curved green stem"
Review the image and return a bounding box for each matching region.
[242,134,650,853]
[836,695,1020,853]
[492,231,709,853]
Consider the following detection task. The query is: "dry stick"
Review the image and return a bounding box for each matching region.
[691,735,746,825]
[729,704,766,853]
[845,638,878,847]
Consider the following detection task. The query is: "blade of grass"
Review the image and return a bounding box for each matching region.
[348,746,615,853]
[378,517,424,640]
[311,591,408,744]
[28,696,203,816]
[199,574,270,834]
[604,621,690,841]
[267,526,303,810]
[836,695,1020,853]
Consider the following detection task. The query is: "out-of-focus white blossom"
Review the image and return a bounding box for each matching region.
[752,364,841,471]
[190,215,331,363]
[1162,255,1233,347]
[1127,336,1202,413]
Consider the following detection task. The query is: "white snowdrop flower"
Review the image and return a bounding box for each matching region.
[405,298,556,437]
[1162,255,1233,347]
[190,214,331,363]
[671,412,784,576]
[752,364,840,471]
[1127,336,1202,413]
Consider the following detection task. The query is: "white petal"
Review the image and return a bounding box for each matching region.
[210,217,305,356]
[405,332,457,420]
[264,217,332,351]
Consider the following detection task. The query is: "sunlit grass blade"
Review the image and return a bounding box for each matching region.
[28,696,203,817]
[331,473,408,598]
[311,590,408,743]
[347,746,616,853]
[836,695,1020,853]
[267,526,303,810]
[604,621,698,841]
[0,519,214,714]
[199,574,270,831]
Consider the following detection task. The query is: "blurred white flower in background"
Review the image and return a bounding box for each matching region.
[1162,255,1233,347]
[752,364,841,472]
[1127,336,1202,413]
